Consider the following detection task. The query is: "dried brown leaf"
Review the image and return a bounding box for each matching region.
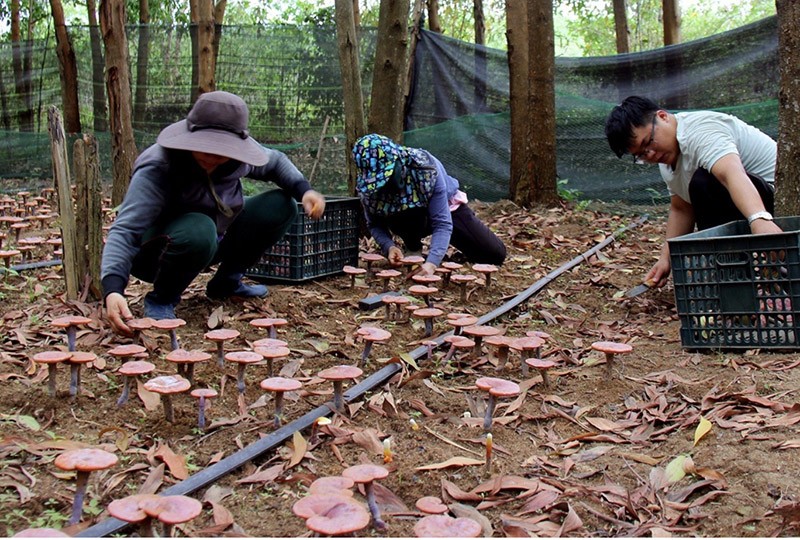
[416,456,483,470]
[287,431,307,469]
[237,463,284,485]
[154,443,189,480]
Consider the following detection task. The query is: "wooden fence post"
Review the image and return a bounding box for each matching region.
[73,134,103,300]
[47,106,79,301]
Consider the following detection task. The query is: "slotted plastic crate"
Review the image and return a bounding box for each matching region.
[246,196,360,283]
[668,216,800,350]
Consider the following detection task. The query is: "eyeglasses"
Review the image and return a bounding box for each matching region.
[632,114,658,164]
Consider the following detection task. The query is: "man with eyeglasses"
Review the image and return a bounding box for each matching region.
[604,95,780,288]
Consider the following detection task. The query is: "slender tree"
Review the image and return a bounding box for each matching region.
[662,0,680,46]
[86,0,107,131]
[427,0,441,32]
[49,0,81,133]
[506,0,527,202]
[775,0,800,215]
[11,0,34,132]
[133,0,150,130]
[473,0,487,112]
[612,0,629,54]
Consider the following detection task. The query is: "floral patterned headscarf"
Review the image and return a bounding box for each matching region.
[352,134,437,216]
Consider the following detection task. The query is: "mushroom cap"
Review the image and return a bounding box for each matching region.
[12,528,70,537]
[248,317,288,329]
[509,336,544,351]
[414,514,482,538]
[51,315,92,328]
[32,350,71,364]
[400,255,425,265]
[381,294,410,306]
[252,337,289,348]
[443,335,475,348]
[342,265,367,275]
[54,447,118,472]
[412,274,442,285]
[462,325,502,338]
[140,495,203,525]
[191,388,219,399]
[253,345,291,359]
[375,269,402,278]
[450,273,477,283]
[143,375,191,395]
[413,307,444,318]
[309,476,355,495]
[318,365,363,381]
[360,252,386,262]
[107,494,162,523]
[415,496,448,514]
[591,341,633,354]
[118,360,156,376]
[0,249,21,258]
[484,335,514,348]
[224,350,264,364]
[151,318,187,330]
[108,344,147,357]
[356,326,392,342]
[409,284,437,295]
[341,463,389,483]
[292,493,355,519]
[68,351,98,364]
[475,376,521,398]
[165,349,212,364]
[127,317,156,331]
[472,263,498,274]
[260,376,302,392]
[204,328,240,341]
[305,499,371,536]
[525,358,557,369]
[526,330,552,341]
[441,261,464,270]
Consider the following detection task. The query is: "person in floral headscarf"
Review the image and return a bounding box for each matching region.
[353,134,506,276]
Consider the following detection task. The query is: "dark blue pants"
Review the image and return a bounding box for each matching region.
[130,190,298,304]
[689,168,774,230]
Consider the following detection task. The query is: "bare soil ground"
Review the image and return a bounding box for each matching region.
[1,198,800,537]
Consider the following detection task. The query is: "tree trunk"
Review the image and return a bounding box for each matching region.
[353,0,361,27]
[190,0,200,103]
[11,0,34,132]
[367,0,410,141]
[196,0,216,95]
[133,0,150,130]
[0,68,10,130]
[662,0,680,46]
[49,0,81,133]
[506,0,527,202]
[100,0,138,206]
[86,0,108,132]
[612,0,629,54]
[426,0,441,32]
[521,0,558,207]
[73,134,103,300]
[775,0,800,216]
[212,0,228,70]
[334,0,367,194]
[473,0,487,112]
[403,0,425,129]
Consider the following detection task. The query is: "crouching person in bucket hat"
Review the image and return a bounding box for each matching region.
[353,133,506,276]
[102,91,326,335]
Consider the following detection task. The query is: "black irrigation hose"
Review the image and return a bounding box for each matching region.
[0,258,63,273]
[77,215,647,537]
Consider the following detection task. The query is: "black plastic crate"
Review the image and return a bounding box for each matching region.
[246,196,360,283]
[668,216,800,350]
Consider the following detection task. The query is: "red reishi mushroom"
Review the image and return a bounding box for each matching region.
[381,294,410,322]
[293,493,356,519]
[11,528,69,537]
[318,365,363,411]
[591,340,633,378]
[342,265,367,288]
[108,343,148,363]
[360,252,386,280]
[248,317,287,340]
[190,387,218,429]
[445,312,479,336]
[252,337,289,349]
[117,360,155,406]
[342,463,390,530]
[252,345,290,377]
[475,376,520,432]
[107,493,162,537]
[472,263,498,289]
[408,284,438,308]
[32,350,70,397]
[415,496,448,515]
[51,315,92,352]
[139,494,203,537]
[510,335,545,377]
[356,326,392,367]
[151,318,187,351]
[67,351,97,397]
[260,376,303,428]
[525,357,557,388]
[437,261,464,287]
[0,248,21,269]
[526,330,552,342]
[484,334,515,370]
[165,349,211,384]
[375,269,402,291]
[126,317,155,344]
[413,307,444,337]
[421,340,438,361]
[450,273,477,302]
[54,447,118,525]
[414,514,482,537]
[204,328,240,367]
[461,324,501,351]
[293,494,370,536]
[225,350,264,394]
[411,273,442,287]
[309,476,355,496]
[441,335,476,364]
[144,375,191,422]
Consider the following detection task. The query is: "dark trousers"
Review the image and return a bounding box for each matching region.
[130,189,297,304]
[383,204,507,265]
[688,168,774,230]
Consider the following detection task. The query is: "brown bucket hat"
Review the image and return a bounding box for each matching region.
[156,91,269,166]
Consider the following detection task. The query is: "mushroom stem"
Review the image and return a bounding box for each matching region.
[332,380,344,411]
[381,277,391,291]
[267,358,274,377]
[47,364,58,397]
[68,470,90,525]
[273,391,285,428]
[66,327,77,352]
[364,482,387,531]
[605,352,615,377]
[163,394,175,422]
[269,327,277,340]
[139,517,157,538]
[521,354,530,377]
[216,344,225,368]
[384,303,392,321]
[497,348,509,370]
[169,330,180,351]
[483,394,496,432]
[197,396,207,429]
[236,364,247,394]
[458,283,468,303]
[424,318,433,337]
[541,368,551,388]
[443,344,456,363]
[69,364,81,397]
[117,375,132,407]
[185,363,196,384]
[360,342,374,367]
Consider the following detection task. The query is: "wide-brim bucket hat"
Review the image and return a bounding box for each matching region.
[156,91,269,166]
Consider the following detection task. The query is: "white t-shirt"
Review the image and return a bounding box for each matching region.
[659,110,776,203]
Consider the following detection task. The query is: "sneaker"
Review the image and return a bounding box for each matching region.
[207,279,268,300]
[143,296,177,320]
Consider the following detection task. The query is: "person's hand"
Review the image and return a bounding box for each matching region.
[387,246,403,266]
[645,254,671,289]
[105,292,133,336]
[419,262,437,276]
[750,219,782,235]
[302,190,326,219]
